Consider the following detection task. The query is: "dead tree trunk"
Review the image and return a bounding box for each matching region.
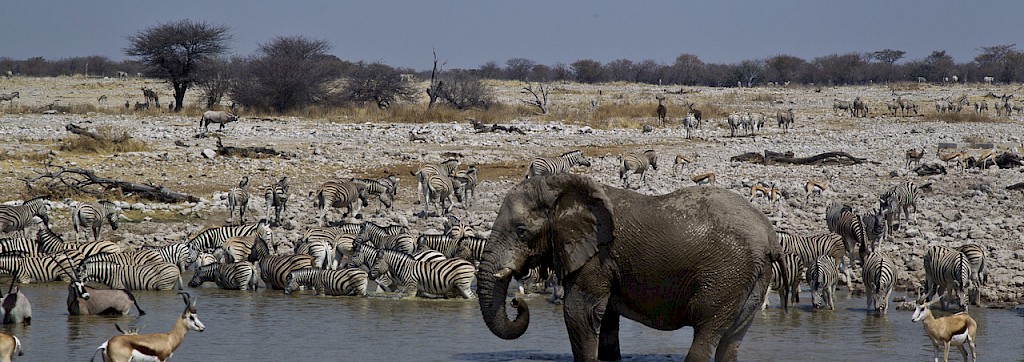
[521,83,549,114]
[23,166,198,203]
[426,49,447,109]
[730,150,872,166]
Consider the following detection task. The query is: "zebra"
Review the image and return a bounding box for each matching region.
[452,166,479,207]
[414,159,460,213]
[294,239,333,269]
[227,176,250,224]
[264,177,289,225]
[368,233,415,255]
[315,181,368,226]
[454,235,487,263]
[415,234,460,258]
[213,234,266,264]
[424,172,460,216]
[284,268,368,296]
[955,243,987,306]
[862,251,896,314]
[188,261,259,290]
[192,252,219,270]
[356,222,407,246]
[832,208,870,287]
[880,181,918,232]
[443,215,475,241]
[0,238,37,257]
[257,254,316,290]
[152,243,197,272]
[81,261,183,291]
[762,252,798,310]
[824,202,852,235]
[0,254,75,283]
[0,196,50,237]
[301,227,356,269]
[71,200,121,242]
[187,221,271,254]
[861,208,888,251]
[85,249,163,266]
[350,177,395,214]
[619,150,658,188]
[36,227,121,261]
[369,248,476,299]
[776,231,846,301]
[808,255,842,310]
[524,150,591,179]
[924,245,972,311]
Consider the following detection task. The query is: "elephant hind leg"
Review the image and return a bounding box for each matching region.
[597,310,621,361]
[714,271,770,361]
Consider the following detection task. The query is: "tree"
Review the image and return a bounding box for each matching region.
[194,57,234,109]
[571,59,604,83]
[872,49,906,64]
[436,72,492,110]
[124,20,231,112]
[231,36,340,113]
[341,62,418,109]
[504,58,535,81]
[477,61,502,79]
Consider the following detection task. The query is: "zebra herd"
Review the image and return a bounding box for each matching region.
[764,179,987,315]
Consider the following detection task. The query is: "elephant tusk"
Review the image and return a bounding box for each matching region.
[493,268,513,279]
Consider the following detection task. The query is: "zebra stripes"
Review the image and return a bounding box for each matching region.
[925,245,972,311]
[415,159,460,213]
[85,249,163,266]
[81,261,182,291]
[284,268,368,296]
[825,202,851,235]
[0,238,37,256]
[0,254,74,283]
[861,208,888,251]
[369,248,476,299]
[777,231,846,296]
[152,243,197,272]
[832,208,870,284]
[619,150,658,188]
[315,181,368,226]
[525,150,591,179]
[763,253,799,310]
[370,234,415,255]
[862,251,896,314]
[265,177,289,225]
[71,200,120,242]
[257,254,316,290]
[425,172,459,216]
[295,239,333,269]
[36,227,121,261]
[301,227,356,269]
[227,176,250,224]
[443,215,475,241]
[880,181,918,232]
[187,221,271,253]
[453,166,479,207]
[956,243,987,305]
[416,234,460,258]
[351,177,396,213]
[188,261,259,290]
[214,235,265,264]
[0,197,50,237]
[455,236,487,263]
[808,255,841,310]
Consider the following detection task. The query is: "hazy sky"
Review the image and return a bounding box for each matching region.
[3,1,1022,70]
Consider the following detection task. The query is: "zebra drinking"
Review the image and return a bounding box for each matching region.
[284,268,368,296]
[956,243,988,305]
[188,261,260,290]
[862,251,896,314]
[808,255,842,310]
[369,248,476,299]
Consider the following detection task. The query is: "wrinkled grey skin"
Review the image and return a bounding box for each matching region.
[477,174,779,362]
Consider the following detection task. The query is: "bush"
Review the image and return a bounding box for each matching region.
[59,125,149,154]
[339,62,418,109]
[230,36,340,113]
[436,73,492,110]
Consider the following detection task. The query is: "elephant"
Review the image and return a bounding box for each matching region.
[476,174,783,362]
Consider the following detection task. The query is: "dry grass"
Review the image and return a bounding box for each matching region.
[962,134,991,144]
[931,112,1006,124]
[58,125,150,154]
[751,93,780,103]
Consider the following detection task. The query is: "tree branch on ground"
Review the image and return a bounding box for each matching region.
[22,166,198,203]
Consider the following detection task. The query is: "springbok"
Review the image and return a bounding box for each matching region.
[912,297,977,362]
[672,154,693,175]
[0,332,21,362]
[97,292,204,362]
[939,150,966,173]
[905,148,926,169]
[655,96,667,126]
[691,172,715,185]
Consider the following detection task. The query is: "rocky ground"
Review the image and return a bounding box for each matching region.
[1,76,1022,308]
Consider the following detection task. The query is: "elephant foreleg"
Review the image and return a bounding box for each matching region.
[598,309,621,361]
[562,286,609,362]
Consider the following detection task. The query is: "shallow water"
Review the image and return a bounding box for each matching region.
[3,281,1021,361]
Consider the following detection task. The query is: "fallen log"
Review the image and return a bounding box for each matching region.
[215,137,289,159]
[66,123,132,143]
[22,166,198,203]
[730,150,872,166]
[468,119,527,135]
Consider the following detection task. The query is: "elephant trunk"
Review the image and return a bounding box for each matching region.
[477,259,530,340]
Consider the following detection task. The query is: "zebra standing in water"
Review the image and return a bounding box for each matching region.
[188,261,259,290]
[524,150,591,179]
[71,200,121,242]
[85,249,163,266]
[861,251,896,314]
[284,268,368,296]
[924,245,972,311]
[776,231,846,303]
[153,243,197,272]
[81,261,182,291]
[619,150,658,188]
[762,253,798,310]
[956,243,987,305]
[808,255,842,310]
[0,254,75,283]
[187,221,271,254]
[227,176,250,225]
[264,177,289,225]
[832,208,870,287]
[315,180,368,226]
[454,236,487,263]
[369,248,476,299]
[880,181,919,232]
[258,254,316,290]
[0,197,50,237]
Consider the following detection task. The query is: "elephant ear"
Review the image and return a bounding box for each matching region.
[539,174,615,279]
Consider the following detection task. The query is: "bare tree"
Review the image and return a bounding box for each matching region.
[231,36,340,113]
[437,72,491,110]
[426,49,448,109]
[341,62,418,109]
[194,57,234,109]
[521,83,549,114]
[124,20,231,112]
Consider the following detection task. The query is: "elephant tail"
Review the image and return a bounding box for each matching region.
[773,251,790,312]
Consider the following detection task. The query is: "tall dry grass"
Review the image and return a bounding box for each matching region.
[59,125,150,154]
[932,112,1005,124]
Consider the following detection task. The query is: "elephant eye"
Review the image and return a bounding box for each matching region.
[515,226,528,238]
